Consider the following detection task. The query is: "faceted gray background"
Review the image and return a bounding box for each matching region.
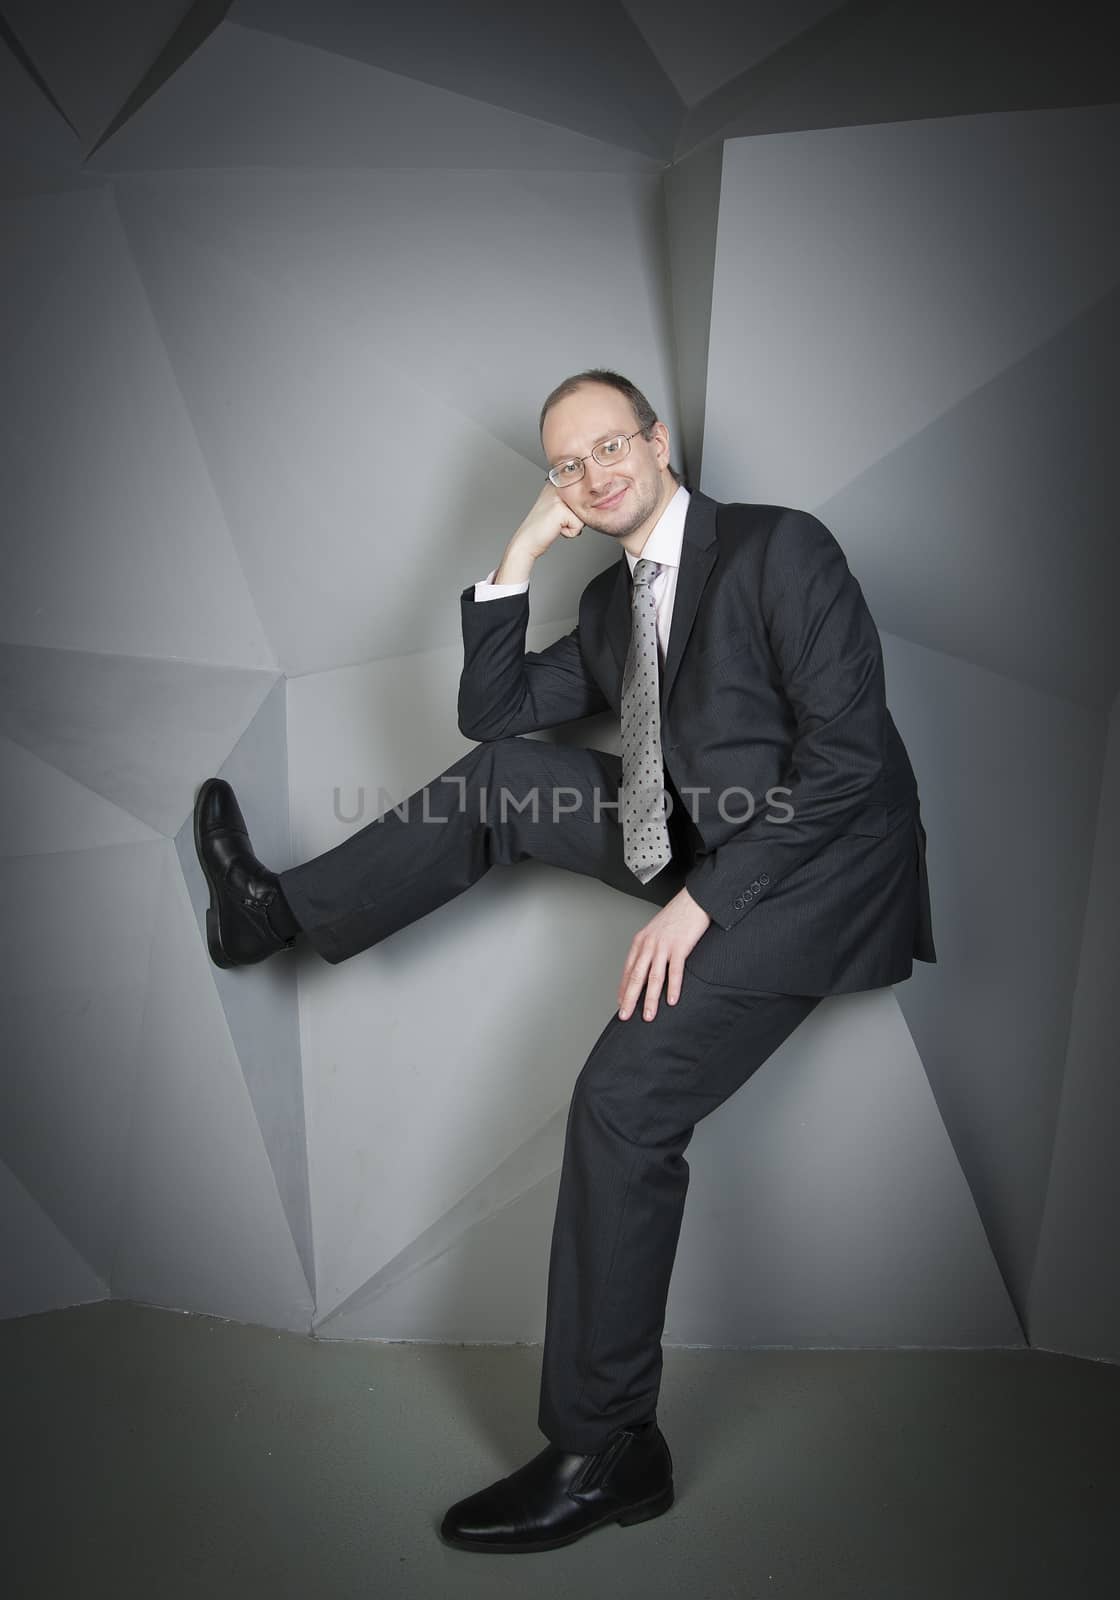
[1,0,1116,1364]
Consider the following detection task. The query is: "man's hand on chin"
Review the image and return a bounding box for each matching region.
[617,886,712,1023]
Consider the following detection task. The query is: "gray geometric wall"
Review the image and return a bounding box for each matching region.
[1,0,1116,1364]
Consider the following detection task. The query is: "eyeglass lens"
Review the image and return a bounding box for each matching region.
[550,434,632,486]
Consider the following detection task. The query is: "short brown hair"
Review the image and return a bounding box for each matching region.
[538,369,681,484]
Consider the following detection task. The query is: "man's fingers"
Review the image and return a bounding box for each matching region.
[618,946,651,1020]
[617,948,637,1010]
[618,933,647,1004]
[666,953,685,1006]
[641,956,668,1021]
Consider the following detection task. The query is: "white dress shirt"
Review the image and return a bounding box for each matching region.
[473,484,691,667]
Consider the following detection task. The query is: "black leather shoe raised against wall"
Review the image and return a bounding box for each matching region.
[438,1420,674,1553]
[193,777,296,969]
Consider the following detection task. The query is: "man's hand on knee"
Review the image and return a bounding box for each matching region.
[617,888,712,1022]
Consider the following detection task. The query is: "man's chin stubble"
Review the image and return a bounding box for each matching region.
[584,506,650,540]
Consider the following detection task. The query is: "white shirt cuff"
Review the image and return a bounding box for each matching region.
[474,568,529,601]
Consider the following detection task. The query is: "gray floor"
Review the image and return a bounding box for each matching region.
[6,1301,1118,1599]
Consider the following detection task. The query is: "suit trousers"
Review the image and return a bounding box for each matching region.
[277,736,821,1454]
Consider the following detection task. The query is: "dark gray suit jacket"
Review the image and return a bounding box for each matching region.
[457,489,936,996]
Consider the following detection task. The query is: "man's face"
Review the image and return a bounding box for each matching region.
[541,383,673,541]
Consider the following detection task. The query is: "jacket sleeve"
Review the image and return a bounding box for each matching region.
[684,510,887,932]
[457,587,609,738]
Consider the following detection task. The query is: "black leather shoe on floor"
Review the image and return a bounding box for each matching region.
[193,777,296,969]
[438,1421,674,1553]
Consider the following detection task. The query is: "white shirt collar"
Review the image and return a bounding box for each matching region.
[624,484,690,577]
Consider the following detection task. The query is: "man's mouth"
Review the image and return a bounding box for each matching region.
[591,486,626,511]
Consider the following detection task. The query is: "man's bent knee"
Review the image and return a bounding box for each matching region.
[459,736,556,822]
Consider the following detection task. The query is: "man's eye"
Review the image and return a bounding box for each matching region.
[600,438,622,456]
[558,462,579,477]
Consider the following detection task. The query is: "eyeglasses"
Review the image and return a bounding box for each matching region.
[546,431,644,488]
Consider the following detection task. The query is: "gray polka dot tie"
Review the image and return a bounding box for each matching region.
[621,557,672,882]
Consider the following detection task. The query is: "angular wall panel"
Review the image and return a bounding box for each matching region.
[676,0,1120,156]
[317,1111,566,1339]
[3,0,212,151]
[663,140,723,484]
[115,186,636,675]
[622,0,844,108]
[0,187,276,667]
[232,0,682,160]
[115,165,680,516]
[878,631,1105,1319]
[0,192,85,368]
[111,849,313,1330]
[1029,692,1120,1360]
[818,287,1120,708]
[0,644,278,836]
[174,677,314,1294]
[0,735,160,857]
[666,990,1021,1347]
[0,30,84,197]
[321,1173,562,1345]
[702,106,1120,511]
[0,840,165,1284]
[89,21,663,174]
[0,1157,107,1321]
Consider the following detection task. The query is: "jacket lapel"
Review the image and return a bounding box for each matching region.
[604,556,631,686]
[603,489,719,714]
[660,491,717,716]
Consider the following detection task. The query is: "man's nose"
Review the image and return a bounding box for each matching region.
[583,455,614,492]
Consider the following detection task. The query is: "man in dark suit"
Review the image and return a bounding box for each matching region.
[194,369,935,1555]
